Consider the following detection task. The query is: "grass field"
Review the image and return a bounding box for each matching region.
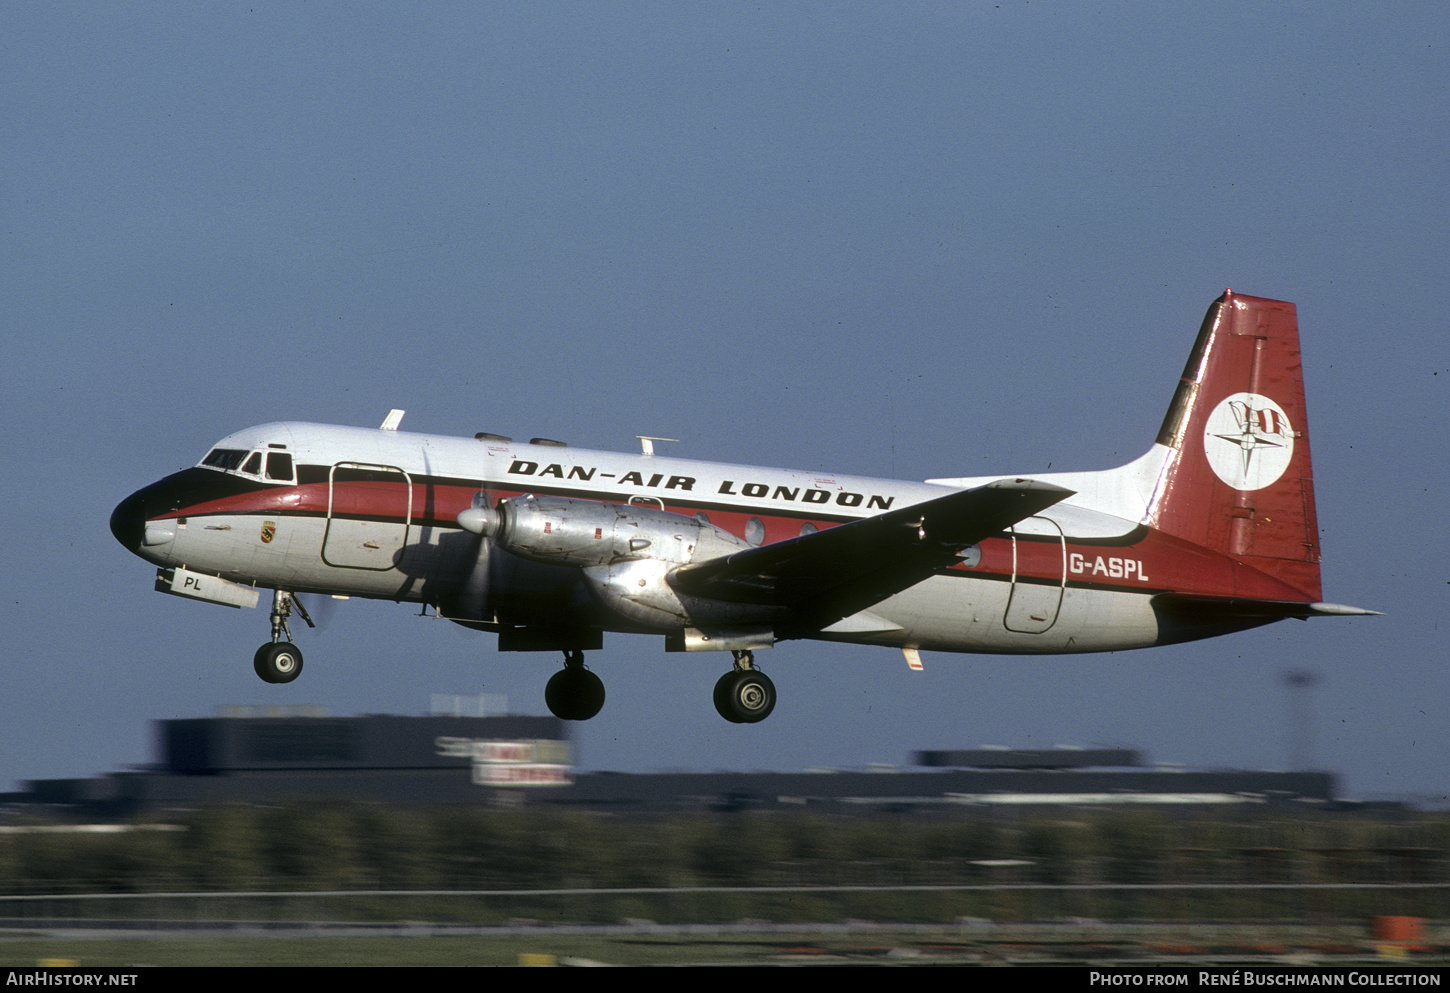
[2,924,1445,967]
[1,931,932,967]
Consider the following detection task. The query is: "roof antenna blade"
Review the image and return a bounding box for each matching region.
[637,435,678,456]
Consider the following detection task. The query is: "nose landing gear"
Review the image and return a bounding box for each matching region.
[253,589,313,684]
[545,650,606,720]
[713,650,776,724]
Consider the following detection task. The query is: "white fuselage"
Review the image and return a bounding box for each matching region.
[123,421,1180,655]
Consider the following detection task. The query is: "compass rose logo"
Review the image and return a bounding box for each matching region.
[1203,392,1295,491]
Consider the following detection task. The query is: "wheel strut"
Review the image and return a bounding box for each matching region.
[267,589,316,643]
[269,589,292,643]
[257,590,313,685]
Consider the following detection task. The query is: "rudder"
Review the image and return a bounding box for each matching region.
[1147,291,1322,600]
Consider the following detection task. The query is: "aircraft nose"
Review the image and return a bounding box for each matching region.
[109,490,148,553]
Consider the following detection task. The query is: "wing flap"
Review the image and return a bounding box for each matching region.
[670,478,1073,630]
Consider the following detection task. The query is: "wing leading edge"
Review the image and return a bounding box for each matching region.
[669,478,1074,634]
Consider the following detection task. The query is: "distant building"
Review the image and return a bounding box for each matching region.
[4,710,1337,819]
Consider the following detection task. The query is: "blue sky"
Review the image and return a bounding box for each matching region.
[3,3,1445,801]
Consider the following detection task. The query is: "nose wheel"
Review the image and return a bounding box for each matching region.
[254,641,303,684]
[545,650,606,721]
[713,651,776,724]
[253,589,313,684]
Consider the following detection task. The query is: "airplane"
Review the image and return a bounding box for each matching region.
[110,290,1376,723]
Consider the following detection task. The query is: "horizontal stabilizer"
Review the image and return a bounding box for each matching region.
[1153,593,1381,620]
[1306,601,1383,617]
[671,478,1073,633]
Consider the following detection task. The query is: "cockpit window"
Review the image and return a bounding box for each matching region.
[199,446,294,483]
[265,452,294,482]
[201,448,247,471]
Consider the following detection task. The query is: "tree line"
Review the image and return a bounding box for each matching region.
[3,805,1446,897]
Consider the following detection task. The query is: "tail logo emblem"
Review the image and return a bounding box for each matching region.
[1204,392,1295,491]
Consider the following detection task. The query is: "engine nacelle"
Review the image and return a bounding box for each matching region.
[457,494,778,631]
[464,493,746,569]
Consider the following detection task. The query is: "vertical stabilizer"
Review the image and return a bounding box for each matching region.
[1147,291,1322,600]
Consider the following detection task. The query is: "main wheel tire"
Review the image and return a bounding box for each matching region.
[713,671,744,723]
[573,668,605,720]
[714,669,776,724]
[254,642,303,684]
[545,667,605,721]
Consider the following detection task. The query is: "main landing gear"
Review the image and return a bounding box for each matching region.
[539,649,775,723]
[713,650,776,724]
[254,589,314,684]
[545,650,606,721]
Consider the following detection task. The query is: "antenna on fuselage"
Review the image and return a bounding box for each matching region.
[637,435,678,456]
[380,409,405,431]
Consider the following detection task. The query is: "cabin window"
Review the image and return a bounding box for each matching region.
[745,517,765,546]
[265,451,294,482]
[201,448,247,471]
[241,452,263,476]
[799,522,818,537]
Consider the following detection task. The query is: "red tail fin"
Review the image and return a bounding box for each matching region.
[1148,291,1322,600]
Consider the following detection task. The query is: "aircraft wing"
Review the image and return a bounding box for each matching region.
[669,478,1074,633]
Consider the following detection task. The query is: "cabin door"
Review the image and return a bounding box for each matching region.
[1003,516,1066,634]
[321,462,413,570]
